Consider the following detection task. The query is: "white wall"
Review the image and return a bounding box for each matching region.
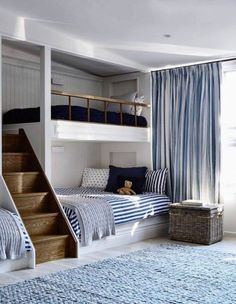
[51,141,102,188]
[2,58,40,112]
[103,72,151,124]
[51,141,151,188]
[101,72,151,172]
[2,44,104,113]
[103,71,150,99]
[100,142,151,169]
[51,62,103,109]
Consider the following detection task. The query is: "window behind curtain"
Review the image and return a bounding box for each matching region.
[221,67,236,231]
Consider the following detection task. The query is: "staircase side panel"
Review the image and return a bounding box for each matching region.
[0,176,35,272]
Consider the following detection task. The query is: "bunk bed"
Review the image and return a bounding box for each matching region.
[55,167,170,254]
[3,90,151,142]
[2,90,154,254]
[56,187,170,251]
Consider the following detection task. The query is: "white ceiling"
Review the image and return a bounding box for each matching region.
[3,39,138,76]
[1,0,236,70]
[52,51,138,76]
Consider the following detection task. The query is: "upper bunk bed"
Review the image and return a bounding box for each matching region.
[3,90,151,143]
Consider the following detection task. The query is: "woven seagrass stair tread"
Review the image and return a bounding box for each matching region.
[31,234,69,243]
[21,212,59,220]
[2,152,31,156]
[13,192,50,213]
[13,192,48,198]
[3,171,46,194]
[3,171,40,176]
[22,212,60,236]
[31,234,70,263]
[2,129,77,264]
[2,134,21,138]
[2,133,27,153]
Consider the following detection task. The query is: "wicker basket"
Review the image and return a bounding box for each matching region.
[169,204,223,245]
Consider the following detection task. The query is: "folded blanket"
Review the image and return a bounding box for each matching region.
[0,208,26,260]
[59,196,115,246]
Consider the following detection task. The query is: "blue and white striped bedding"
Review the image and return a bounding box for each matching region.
[56,187,171,239]
[0,208,32,260]
[12,213,32,252]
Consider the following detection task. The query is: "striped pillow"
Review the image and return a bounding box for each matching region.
[145,168,168,194]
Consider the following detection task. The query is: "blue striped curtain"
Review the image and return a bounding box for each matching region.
[151,63,221,203]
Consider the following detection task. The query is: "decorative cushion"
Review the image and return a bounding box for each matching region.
[117,175,146,194]
[130,96,145,116]
[107,92,137,113]
[145,168,168,194]
[105,165,147,193]
[81,168,109,189]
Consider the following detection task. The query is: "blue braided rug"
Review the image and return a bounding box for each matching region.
[1,244,236,304]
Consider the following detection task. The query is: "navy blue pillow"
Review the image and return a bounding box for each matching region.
[105,165,147,192]
[117,175,145,194]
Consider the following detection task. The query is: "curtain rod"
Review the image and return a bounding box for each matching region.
[150,55,236,73]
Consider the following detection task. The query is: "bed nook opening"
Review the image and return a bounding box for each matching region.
[2,40,151,144]
[0,37,169,268]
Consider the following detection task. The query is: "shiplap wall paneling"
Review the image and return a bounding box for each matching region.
[100,142,151,169]
[110,152,137,167]
[102,72,151,125]
[2,62,40,113]
[111,79,138,96]
[51,69,104,110]
[51,141,102,188]
[2,61,104,113]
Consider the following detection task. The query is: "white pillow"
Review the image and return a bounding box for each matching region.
[81,168,109,189]
[107,92,137,113]
[130,95,145,116]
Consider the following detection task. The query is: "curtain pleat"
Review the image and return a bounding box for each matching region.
[151,63,221,203]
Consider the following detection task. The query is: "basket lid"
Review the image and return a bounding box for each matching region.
[171,203,223,211]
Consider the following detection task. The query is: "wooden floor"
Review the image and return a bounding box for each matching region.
[0,235,236,287]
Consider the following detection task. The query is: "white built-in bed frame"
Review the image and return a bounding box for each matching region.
[3,90,150,142]
[2,90,168,256]
[4,90,150,143]
[0,37,154,272]
[79,215,169,255]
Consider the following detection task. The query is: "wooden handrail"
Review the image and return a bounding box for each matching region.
[51,89,149,127]
[51,90,150,108]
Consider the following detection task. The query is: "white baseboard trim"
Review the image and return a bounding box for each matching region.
[79,215,169,255]
[0,252,34,274]
[224,231,236,237]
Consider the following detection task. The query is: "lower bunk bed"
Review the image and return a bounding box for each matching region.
[0,208,33,273]
[55,187,171,254]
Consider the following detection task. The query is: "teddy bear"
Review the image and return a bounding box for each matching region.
[117,180,136,195]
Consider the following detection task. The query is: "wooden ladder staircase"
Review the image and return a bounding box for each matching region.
[2,129,77,264]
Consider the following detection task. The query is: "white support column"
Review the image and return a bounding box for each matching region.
[0,36,2,175]
[40,46,51,180]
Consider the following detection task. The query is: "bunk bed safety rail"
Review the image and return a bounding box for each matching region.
[51,90,150,127]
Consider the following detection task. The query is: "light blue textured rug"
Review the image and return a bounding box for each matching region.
[1,244,236,304]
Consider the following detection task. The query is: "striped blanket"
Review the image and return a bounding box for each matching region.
[56,187,171,243]
[0,208,31,260]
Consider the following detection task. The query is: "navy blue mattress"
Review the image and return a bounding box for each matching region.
[3,105,147,127]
